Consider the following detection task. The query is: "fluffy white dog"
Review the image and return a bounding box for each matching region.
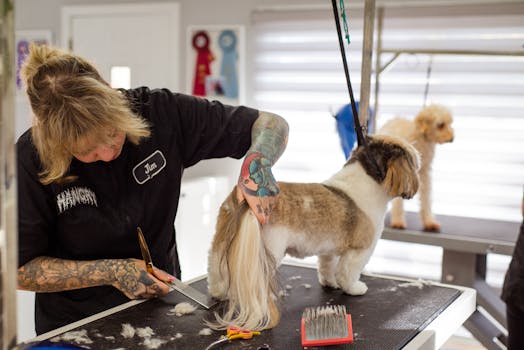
[207,134,420,330]
[377,104,454,232]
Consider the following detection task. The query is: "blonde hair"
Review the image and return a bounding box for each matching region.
[21,44,151,184]
[207,190,279,331]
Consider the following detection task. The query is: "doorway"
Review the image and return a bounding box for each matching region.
[61,2,180,90]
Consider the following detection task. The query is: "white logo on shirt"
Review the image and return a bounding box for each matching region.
[56,187,98,214]
[133,150,167,185]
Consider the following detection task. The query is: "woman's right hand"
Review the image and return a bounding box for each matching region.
[17,256,175,298]
[110,258,172,299]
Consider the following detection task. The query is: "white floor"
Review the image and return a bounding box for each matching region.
[442,328,488,350]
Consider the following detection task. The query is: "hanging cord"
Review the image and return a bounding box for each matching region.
[331,0,384,178]
[331,0,365,147]
[423,55,433,107]
[339,0,351,45]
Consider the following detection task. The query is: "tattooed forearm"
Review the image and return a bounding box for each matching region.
[238,111,288,198]
[248,111,289,165]
[17,256,143,293]
[237,111,288,222]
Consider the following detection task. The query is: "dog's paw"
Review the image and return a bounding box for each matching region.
[209,291,228,301]
[423,220,441,232]
[344,281,368,296]
[207,282,229,300]
[390,219,407,230]
[318,276,339,289]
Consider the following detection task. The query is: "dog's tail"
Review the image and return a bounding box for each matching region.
[210,196,280,330]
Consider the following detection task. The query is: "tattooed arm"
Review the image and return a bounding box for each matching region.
[237,111,289,224]
[18,256,172,299]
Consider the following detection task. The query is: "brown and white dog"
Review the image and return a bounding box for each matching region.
[377,104,454,232]
[207,134,420,330]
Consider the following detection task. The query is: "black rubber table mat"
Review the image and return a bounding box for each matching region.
[30,264,461,349]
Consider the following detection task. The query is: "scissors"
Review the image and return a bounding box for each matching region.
[204,327,261,350]
[137,227,216,308]
[137,227,156,275]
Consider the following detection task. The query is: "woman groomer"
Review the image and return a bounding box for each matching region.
[17,44,288,335]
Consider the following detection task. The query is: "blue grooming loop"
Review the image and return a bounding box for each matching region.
[334,102,374,159]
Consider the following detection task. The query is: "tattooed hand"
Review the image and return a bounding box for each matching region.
[17,256,173,299]
[237,152,280,225]
[110,258,172,299]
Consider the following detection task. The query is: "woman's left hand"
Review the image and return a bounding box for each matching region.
[236,152,279,225]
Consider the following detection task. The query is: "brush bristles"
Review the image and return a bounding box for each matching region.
[303,305,348,340]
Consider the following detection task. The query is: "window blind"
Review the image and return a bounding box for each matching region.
[251,3,524,223]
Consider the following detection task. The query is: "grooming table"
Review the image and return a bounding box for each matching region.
[19,263,474,350]
[382,212,520,350]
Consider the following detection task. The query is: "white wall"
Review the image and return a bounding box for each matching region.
[14,0,329,109]
[14,0,329,183]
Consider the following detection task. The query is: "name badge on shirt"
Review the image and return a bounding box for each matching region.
[133,150,167,185]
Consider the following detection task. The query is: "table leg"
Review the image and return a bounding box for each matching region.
[441,250,507,349]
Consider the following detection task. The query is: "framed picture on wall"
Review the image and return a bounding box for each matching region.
[15,30,53,92]
[186,25,245,105]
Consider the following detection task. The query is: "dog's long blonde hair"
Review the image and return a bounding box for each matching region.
[21,44,150,184]
[209,192,280,330]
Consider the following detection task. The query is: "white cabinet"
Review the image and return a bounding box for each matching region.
[17,290,35,342]
[175,176,230,281]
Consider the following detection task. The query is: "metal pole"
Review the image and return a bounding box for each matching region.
[359,0,375,133]
[0,0,18,348]
[381,48,524,56]
[372,7,384,133]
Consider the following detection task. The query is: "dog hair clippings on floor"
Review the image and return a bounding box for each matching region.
[301,305,354,347]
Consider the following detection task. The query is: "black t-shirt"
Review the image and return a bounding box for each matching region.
[17,87,258,334]
[502,221,524,312]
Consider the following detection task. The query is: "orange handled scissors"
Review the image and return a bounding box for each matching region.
[204,327,261,350]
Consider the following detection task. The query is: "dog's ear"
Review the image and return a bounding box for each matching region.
[383,150,420,199]
[415,111,433,139]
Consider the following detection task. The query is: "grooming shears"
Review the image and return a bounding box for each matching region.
[137,227,216,309]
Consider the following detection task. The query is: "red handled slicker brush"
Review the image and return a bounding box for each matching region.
[301,305,354,347]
